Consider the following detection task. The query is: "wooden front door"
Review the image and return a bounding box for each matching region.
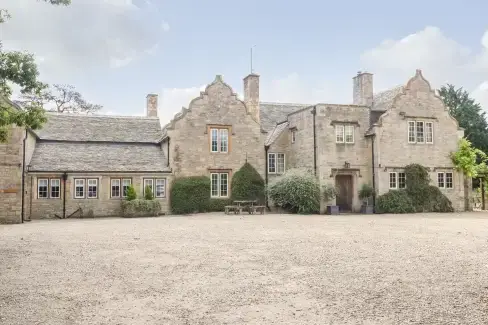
[335,175,353,212]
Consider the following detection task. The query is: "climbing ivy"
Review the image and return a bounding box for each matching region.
[450,138,487,178]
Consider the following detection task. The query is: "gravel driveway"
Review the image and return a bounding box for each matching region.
[1,212,488,324]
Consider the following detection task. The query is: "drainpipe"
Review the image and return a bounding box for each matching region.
[371,135,376,212]
[167,137,170,167]
[311,106,317,176]
[21,129,27,223]
[264,145,270,210]
[62,172,68,219]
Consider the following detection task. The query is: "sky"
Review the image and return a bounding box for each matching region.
[2,0,488,127]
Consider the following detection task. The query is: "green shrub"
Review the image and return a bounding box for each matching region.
[358,183,374,205]
[376,190,415,213]
[231,162,265,204]
[206,198,232,212]
[126,184,137,201]
[170,176,211,214]
[423,186,454,212]
[144,185,154,200]
[323,184,339,202]
[267,168,320,214]
[121,199,161,218]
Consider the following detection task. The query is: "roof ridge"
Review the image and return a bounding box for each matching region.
[259,101,311,106]
[46,111,159,120]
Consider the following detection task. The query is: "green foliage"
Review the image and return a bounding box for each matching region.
[121,199,161,218]
[358,183,374,200]
[377,164,454,213]
[267,168,320,214]
[376,190,415,214]
[230,162,265,204]
[322,184,339,202]
[439,84,488,154]
[144,185,154,200]
[125,184,137,201]
[450,138,487,178]
[170,176,211,214]
[207,198,232,212]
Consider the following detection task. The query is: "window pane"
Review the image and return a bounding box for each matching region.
[268,153,276,173]
[277,153,285,174]
[75,179,85,198]
[155,179,165,198]
[87,179,97,198]
[398,173,406,189]
[438,173,445,188]
[50,179,60,198]
[122,179,131,197]
[446,173,453,188]
[336,125,344,142]
[111,179,120,198]
[38,179,48,198]
[425,122,433,143]
[416,121,424,143]
[220,173,228,197]
[211,174,219,197]
[389,173,397,189]
[345,125,354,143]
[211,129,218,152]
[220,129,228,152]
[408,121,416,143]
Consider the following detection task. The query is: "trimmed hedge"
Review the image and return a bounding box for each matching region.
[267,168,320,214]
[121,199,161,218]
[376,164,454,213]
[231,162,265,204]
[170,176,210,214]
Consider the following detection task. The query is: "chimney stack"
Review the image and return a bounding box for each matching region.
[146,94,158,117]
[243,73,260,123]
[353,71,373,106]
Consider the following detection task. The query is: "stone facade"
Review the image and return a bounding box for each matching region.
[0,69,468,223]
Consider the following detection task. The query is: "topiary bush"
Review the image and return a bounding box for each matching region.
[121,199,161,218]
[267,168,320,214]
[170,176,211,214]
[126,184,137,201]
[376,190,415,213]
[206,198,232,212]
[144,185,154,200]
[231,162,265,204]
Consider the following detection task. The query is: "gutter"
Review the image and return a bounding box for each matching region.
[311,105,317,176]
[27,170,173,174]
[21,129,27,223]
[371,134,376,212]
[264,145,270,210]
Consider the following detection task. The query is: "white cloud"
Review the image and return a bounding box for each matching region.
[360,26,488,113]
[1,0,168,78]
[161,21,170,32]
[159,85,206,125]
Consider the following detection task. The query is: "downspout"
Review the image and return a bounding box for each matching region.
[311,105,317,176]
[371,134,376,212]
[21,129,27,223]
[167,137,170,167]
[62,172,68,219]
[264,145,270,210]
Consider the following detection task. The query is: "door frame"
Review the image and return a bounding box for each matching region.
[335,174,354,212]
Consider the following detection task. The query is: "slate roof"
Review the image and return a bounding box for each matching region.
[259,102,311,132]
[265,121,289,146]
[28,142,170,172]
[372,86,404,111]
[34,112,163,143]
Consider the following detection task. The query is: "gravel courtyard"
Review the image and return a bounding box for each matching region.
[1,213,488,324]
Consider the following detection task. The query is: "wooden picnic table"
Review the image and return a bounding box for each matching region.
[224,200,266,215]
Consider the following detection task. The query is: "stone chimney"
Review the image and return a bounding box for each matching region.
[243,73,260,123]
[146,94,158,117]
[353,71,373,106]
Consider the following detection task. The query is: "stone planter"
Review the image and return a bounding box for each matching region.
[326,205,340,215]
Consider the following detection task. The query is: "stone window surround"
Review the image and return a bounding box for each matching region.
[210,170,230,198]
[389,172,406,189]
[335,124,355,144]
[110,178,132,199]
[268,152,285,174]
[407,120,434,144]
[291,128,297,143]
[207,124,231,153]
[37,178,61,199]
[143,178,167,198]
[74,178,99,199]
[437,172,453,189]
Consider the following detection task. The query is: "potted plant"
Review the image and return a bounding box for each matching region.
[358,183,374,214]
[323,184,340,215]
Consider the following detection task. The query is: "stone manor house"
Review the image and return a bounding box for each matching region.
[0,69,466,223]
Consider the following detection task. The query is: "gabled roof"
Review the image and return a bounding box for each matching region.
[28,142,170,172]
[259,102,311,132]
[372,86,404,111]
[265,121,289,146]
[34,112,163,143]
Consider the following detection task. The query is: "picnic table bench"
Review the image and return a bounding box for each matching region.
[225,200,266,215]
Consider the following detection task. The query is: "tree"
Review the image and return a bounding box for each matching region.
[21,84,102,114]
[0,0,71,142]
[438,84,488,154]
